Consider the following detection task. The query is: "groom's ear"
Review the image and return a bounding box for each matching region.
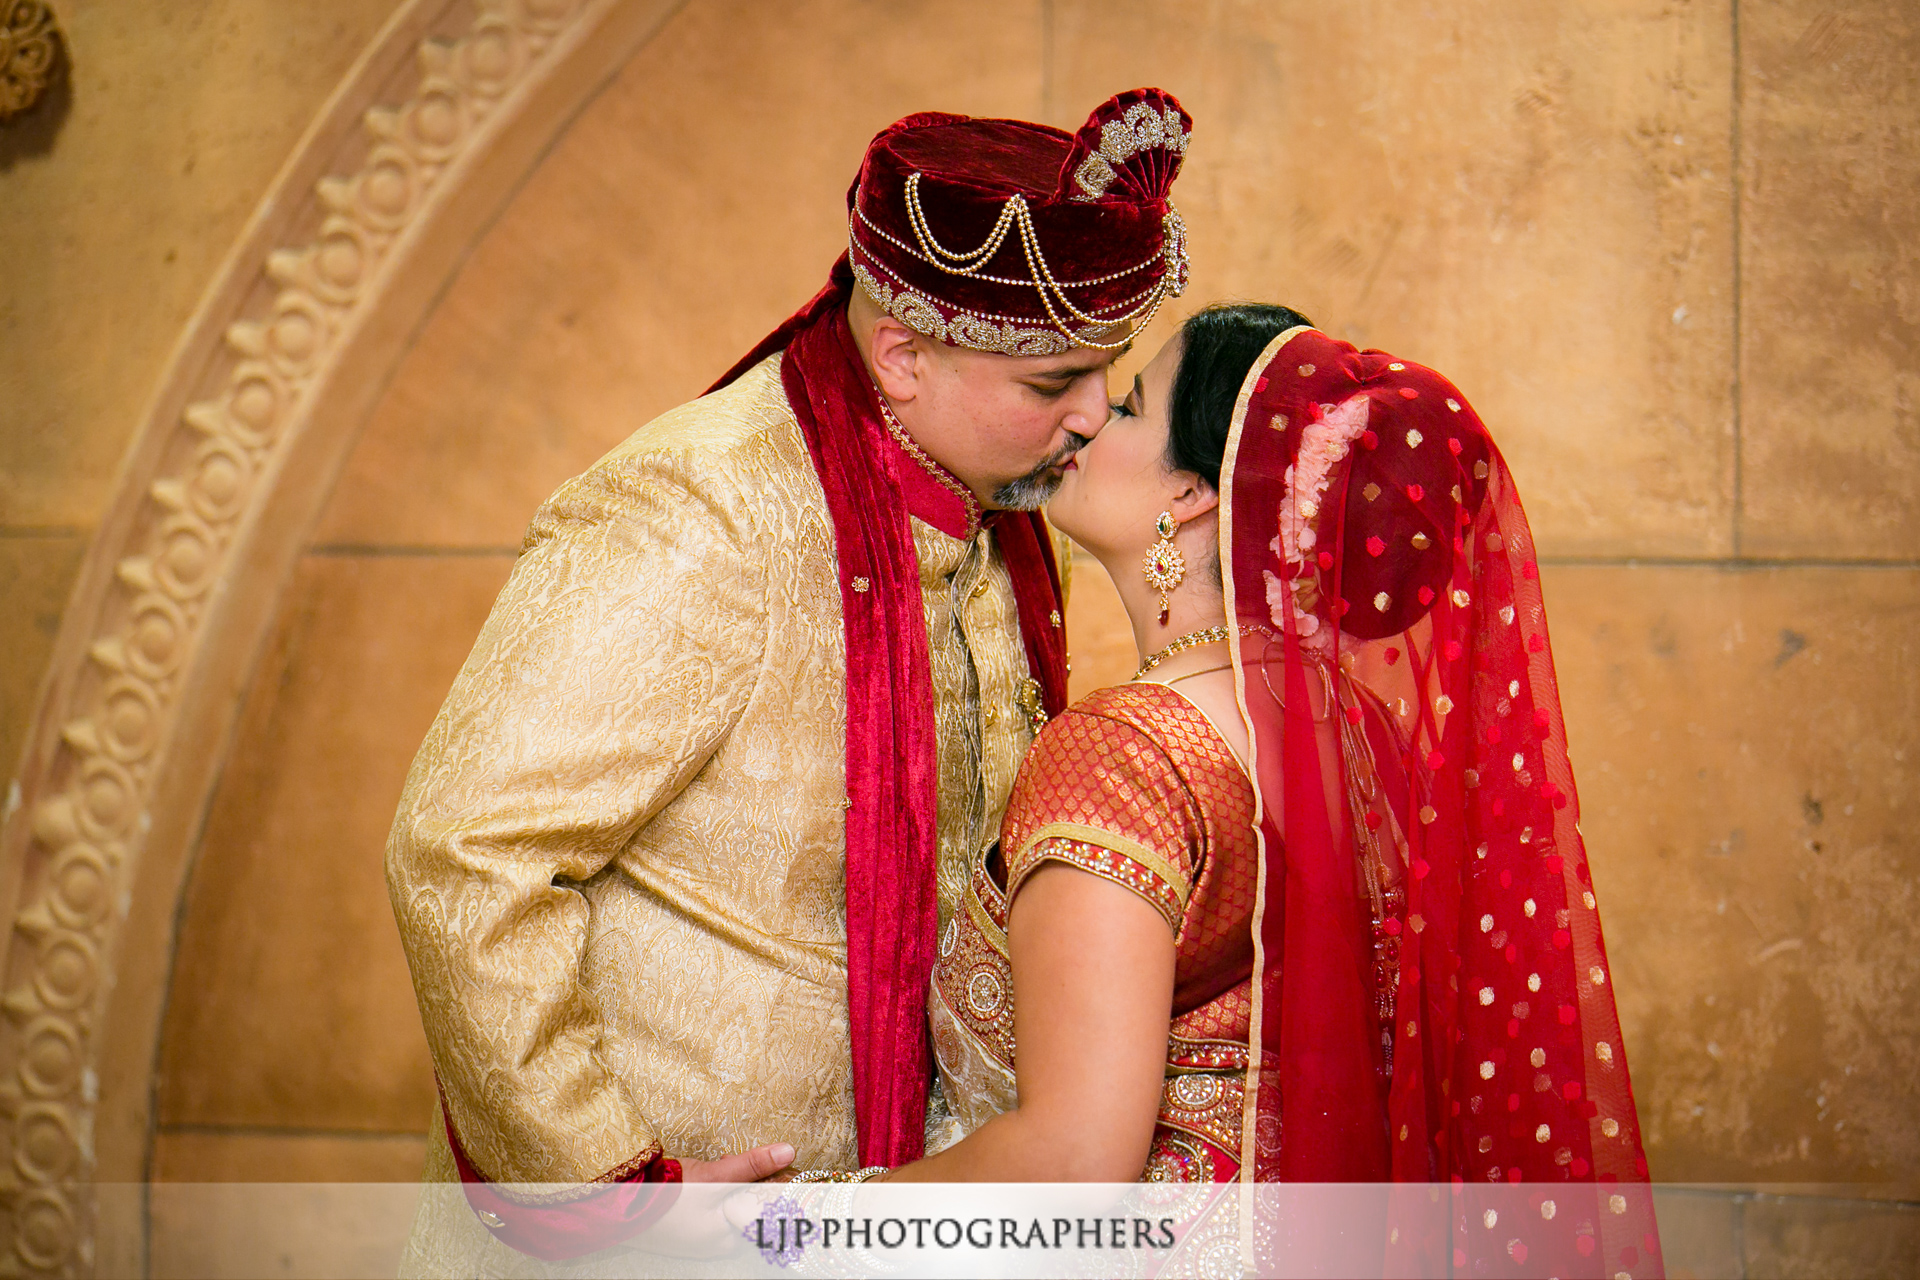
[868,315,926,404]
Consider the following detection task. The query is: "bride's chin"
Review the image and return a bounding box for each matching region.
[1042,472,1084,537]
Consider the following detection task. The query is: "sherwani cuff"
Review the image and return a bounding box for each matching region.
[442,1105,683,1261]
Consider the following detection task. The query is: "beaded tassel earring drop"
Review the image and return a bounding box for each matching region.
[1142,511,1186,626]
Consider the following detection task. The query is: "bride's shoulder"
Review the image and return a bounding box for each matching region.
[1009,684,1219,827]
[1038,681,1247,781]
[1044,681,1203,742]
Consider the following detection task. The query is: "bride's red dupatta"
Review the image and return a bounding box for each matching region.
[1221,328,1661,1277]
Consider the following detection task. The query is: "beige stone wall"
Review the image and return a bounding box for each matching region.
[2,0,1914,1262]
[0,0,415,1196]
[0,0,403,809]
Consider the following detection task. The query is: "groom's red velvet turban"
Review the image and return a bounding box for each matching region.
[847,88,1192,356]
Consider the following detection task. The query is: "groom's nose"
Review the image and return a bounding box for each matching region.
[1059,377,1110,439]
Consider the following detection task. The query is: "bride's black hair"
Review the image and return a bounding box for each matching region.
[1167,302,1314,487]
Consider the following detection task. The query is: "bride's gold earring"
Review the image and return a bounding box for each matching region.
[1142,511,1185,626]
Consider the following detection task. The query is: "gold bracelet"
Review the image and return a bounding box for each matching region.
[788,1166,888,1184]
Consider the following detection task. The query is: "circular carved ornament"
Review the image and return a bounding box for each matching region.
[0,0,61,122]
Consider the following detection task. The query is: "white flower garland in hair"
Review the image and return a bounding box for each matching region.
[1264,393,1373,642]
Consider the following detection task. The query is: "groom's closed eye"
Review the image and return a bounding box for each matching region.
[1020,343,1132,399]
[1023,368,1102,398]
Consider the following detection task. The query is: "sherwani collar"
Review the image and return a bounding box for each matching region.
[873,409,979,541]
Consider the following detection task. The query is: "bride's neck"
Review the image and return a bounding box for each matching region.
[1100,551,1229,665]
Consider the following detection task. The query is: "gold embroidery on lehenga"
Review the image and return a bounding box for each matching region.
[1143,1129,1217,1183]
[1159,1071,1247,1154]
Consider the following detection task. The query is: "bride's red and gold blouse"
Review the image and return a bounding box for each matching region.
[927,680,1260,1183]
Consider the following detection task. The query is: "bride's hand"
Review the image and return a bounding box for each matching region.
[623,1143,795,1259]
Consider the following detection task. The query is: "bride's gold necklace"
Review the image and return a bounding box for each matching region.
[1133,624,1232,681]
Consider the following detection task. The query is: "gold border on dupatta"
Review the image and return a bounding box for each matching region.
[1215,324,1314,1196]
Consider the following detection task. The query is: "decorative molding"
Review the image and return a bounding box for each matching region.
[0,0,684,1272]
[0,0,60,123]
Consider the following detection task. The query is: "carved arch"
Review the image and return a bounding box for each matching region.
[0,0,685,1272]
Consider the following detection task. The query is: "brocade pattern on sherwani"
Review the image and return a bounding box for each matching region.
[390,354,1040,1274]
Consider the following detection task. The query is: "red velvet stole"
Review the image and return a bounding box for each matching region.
[755,258,1066,1166]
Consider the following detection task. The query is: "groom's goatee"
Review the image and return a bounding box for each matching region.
[992,432,1091,511]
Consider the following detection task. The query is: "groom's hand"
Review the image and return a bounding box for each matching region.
[620,1143,796,1260]
[679,1142,795,1183]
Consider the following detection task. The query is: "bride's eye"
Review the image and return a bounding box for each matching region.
[1109,400,1136,419]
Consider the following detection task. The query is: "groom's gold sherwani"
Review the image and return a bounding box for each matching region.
[388,355,1048,1264]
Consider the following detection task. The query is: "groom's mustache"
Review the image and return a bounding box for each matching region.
[989,430,1094,511]
[1027,430,1093,478]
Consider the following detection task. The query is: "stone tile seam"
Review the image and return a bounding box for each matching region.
[1730,0,1745,559]
[1656,1186,1920,1212]
[305,543,520,557]
[155,1123,428,1142]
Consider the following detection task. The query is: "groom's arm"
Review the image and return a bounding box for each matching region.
[386,446,764,1196]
